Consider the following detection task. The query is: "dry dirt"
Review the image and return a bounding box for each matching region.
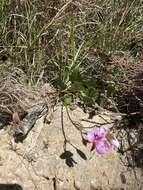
[0,106,142,190]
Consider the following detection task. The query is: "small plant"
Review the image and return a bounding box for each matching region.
[48,25,102,108]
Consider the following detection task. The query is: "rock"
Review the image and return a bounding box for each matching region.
[0,106,142,190]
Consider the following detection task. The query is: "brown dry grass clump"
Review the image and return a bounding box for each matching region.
[110,53,143,114]
[0,67,56,128]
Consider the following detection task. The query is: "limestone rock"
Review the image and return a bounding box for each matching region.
[0,106,142,190]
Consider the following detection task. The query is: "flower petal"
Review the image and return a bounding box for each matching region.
[87,127,108,143]
[95,139,112,155]
[87,130,96,143]
[111,139,120,149]
[96,127,108,138]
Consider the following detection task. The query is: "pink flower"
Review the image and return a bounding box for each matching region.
[87,128,120,155]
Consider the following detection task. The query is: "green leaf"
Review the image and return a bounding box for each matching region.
[69,40,85,70]
[70,68,83,83]
[63,95,73,106]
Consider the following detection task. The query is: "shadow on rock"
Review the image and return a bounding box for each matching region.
[76,148,87,160]
[0,184,23,190]
[60,151,77,167]
[118,121,143,170]
[116,68,143,171]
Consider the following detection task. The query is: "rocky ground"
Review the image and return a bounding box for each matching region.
[0,106,142,190]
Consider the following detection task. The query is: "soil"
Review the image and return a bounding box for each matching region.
[0,106,142,190]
